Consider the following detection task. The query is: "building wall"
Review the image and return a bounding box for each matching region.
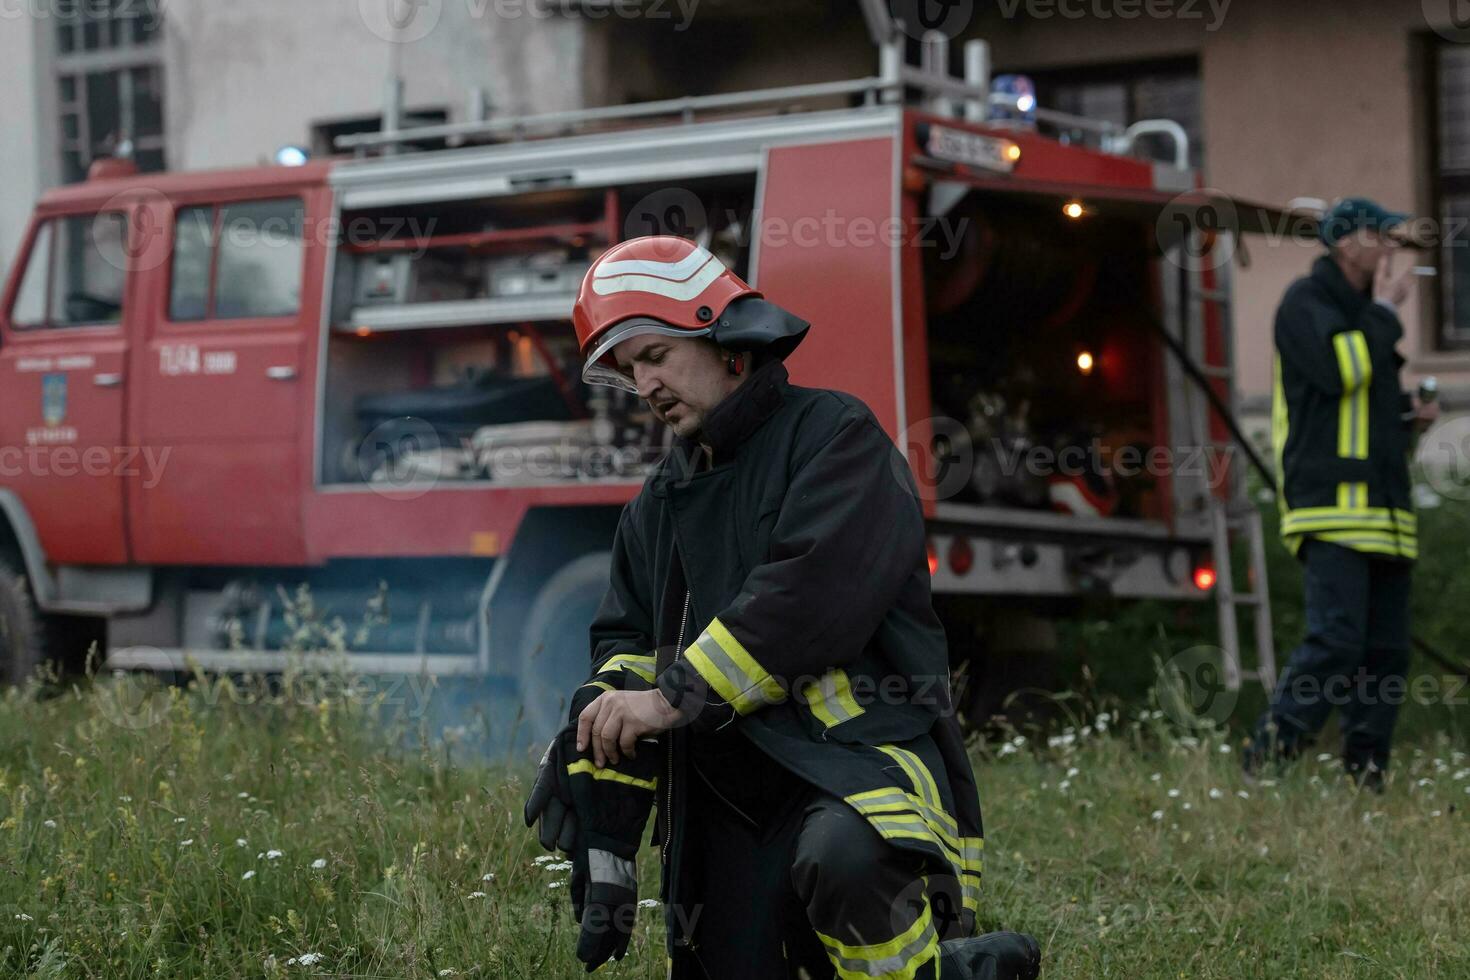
[0,12,46,278]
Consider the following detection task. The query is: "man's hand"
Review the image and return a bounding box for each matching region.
[1374,254,1413,309]
[576,689,682,768]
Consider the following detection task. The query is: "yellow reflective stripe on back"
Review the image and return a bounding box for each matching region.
[800,669,866,728]
[566,759,656,792]
[1336,482,1368,510]
[1311,529,1418,559]
[683,617,785,715]
[816,900,939,980]
[598,653,656,684]
[1332,330,1370,460]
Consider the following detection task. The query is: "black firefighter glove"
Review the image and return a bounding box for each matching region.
[522,726,580,854]
[567,737,660,972]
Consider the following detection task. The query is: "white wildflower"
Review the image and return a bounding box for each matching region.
[242,870,256,881]
[481,873,495,882]
[1208,788,1224,800]
[266,849,283,860]
[532,855,557,865]
[1150,810,1164,821]
[544,860,573,872]
[1237,790,1250,799]
[1149,773,1162,782]
[236,838,247,847]
[174,817,186,824]
[118,795,132,802]
[238,792,249,799]
[14,913,32,921]
[1218,744,1232,754]
[1316,753,1333,763]
[1167,789,1181,799]
[180,839,194,847]
[42,819,56,829]
[1065,767,1079,779]
[467,891,487,899]
[638,898,660,908]
[548,881,565,889]
[1417,778,1433,788]
[311,859,327,870]
[1182,802,1193,811]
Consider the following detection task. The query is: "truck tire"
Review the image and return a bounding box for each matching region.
[0,557,51,688]
[517,551,612,745]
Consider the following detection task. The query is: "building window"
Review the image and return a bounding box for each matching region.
[55,0,166,183]
[1023,58,1204,170]
[169,199,305,322]
[1432,41,1470,349]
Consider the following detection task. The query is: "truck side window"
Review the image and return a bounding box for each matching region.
[168,197,304,321]
[11,222,53,327]
[11,213,128,329]
[168,206,212,321]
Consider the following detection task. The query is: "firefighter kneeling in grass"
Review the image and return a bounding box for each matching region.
[523,236,1041,978]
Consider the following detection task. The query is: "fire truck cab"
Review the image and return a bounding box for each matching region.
[0,37,1303,740]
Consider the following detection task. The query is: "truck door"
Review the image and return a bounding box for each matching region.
[129,189,323,566]
[0,211,134,564]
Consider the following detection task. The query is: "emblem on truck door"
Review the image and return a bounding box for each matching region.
[42,373,67,426]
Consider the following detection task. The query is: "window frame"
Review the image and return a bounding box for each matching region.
[163,196,307,328]
[1426,37,1470,351]
[7,212,131,333]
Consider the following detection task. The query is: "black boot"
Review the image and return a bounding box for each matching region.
[938,931,1041,980]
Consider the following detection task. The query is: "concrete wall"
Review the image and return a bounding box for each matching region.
[0,11,46,278]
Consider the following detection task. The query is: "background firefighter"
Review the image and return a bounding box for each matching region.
[1245,199,1440,789]
[524,236,1041,979]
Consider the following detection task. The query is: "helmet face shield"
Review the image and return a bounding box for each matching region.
[579,318,713,393]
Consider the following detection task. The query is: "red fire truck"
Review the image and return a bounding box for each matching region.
[0,33,1300,740]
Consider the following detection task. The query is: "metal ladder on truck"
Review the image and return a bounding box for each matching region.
[1166,230,1278,694]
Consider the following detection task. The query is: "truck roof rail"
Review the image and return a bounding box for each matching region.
[335,32,1191,167]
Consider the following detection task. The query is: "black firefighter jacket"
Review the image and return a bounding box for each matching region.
[1271,255,1417,560]
[573,359,985,964]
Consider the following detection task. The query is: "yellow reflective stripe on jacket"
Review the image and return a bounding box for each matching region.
[799,669,866,728]
[1336,482,1368,510]
[1280,506,1416,538]
[566,759,657,792]
[1332,330,1371,460]
[598,653,656,684]
[1310,529,1418,560]
[683,617,785,715]
[846,788,963,867]
[815,899,939,980]
[878,746,946,820]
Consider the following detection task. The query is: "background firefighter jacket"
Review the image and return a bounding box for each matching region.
[578,359,986,965]
[1272,255,1416,560]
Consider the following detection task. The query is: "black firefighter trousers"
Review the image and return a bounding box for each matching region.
[672,764,969,980]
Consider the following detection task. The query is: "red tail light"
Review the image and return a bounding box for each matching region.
[927,538,938,576]
[1193,564,1217,591]
[948,536,974,576]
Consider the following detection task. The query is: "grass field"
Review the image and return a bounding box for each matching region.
[0,660,1466,979]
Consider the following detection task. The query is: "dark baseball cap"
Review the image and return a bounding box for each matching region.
[1319,197,1411,247]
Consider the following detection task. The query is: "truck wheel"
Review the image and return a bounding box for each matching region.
[517,551,612,745]
[0,557,52,688]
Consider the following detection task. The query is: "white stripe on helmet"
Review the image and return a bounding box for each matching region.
[591,255,724,301]
[594,245,717,282]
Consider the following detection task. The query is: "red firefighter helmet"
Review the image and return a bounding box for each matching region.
[573,236,762,392]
